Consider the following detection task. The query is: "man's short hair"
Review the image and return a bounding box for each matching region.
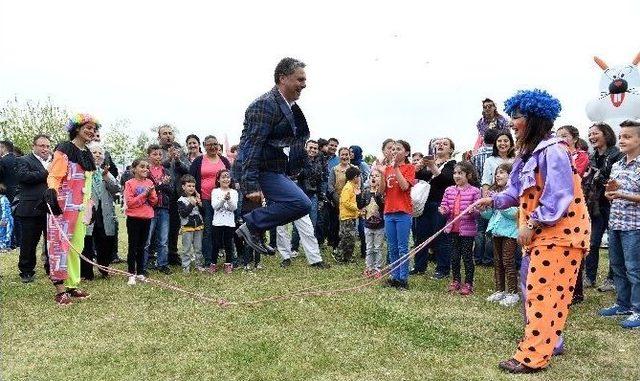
[620,119,640,128]
[274,57,306,85]
[306,139,318,146]
[345,166,361,181]
[32,134,51,145]
[328,138,339,145]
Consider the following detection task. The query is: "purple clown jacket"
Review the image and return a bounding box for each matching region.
[491,137,575,226]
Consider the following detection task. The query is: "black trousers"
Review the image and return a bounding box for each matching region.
[450,233,475,285]
[168,198,181,265]
[127,217,151,275]
[212,226,235,264]
[327,203,340,249]
[17,215,47,277]
[80,225,114,279]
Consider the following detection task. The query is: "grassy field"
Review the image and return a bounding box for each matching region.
[1,229,639,381]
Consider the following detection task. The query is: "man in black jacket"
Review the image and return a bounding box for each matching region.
[15,135,51,283]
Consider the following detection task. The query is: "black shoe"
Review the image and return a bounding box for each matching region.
[280,258,292,268]
[409,269,425,276]
[310,261,331,269]
[395,280,409,290]
[236,223,268,254]
[263,243,276,255]
[159,266,172,275]
[383,278,399,288]
[20,273,35,283]
[432,272,448,280]
[111,256,124,264]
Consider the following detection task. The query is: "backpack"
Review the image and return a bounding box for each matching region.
[410,180,430,217]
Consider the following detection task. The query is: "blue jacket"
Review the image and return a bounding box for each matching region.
[236,87,310,193]
[481,206,518,239]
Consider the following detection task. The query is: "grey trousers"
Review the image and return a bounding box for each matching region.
[365,227,385,270]
[181,230,204,269]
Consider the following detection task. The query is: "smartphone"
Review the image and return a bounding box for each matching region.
[424,155,434,161]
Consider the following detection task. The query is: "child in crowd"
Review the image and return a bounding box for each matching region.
[145,144,173,274]
[124,158,158,285]
[439,161,481,295]
[379,140,415,290]
[598,120,640,329]
[357,168,385,277]
[177,175,205,273]
[211,169,238,274]
[336,166,361,263]
[0,184,13,251]
[482,163,519,306]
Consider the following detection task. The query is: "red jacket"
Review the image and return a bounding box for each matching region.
[124,178,158,219]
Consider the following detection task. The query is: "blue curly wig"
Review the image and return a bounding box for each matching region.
[503,89,561,121]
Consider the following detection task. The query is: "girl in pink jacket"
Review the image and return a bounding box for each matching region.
[439,161,481,295]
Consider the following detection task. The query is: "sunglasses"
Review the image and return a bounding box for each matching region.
[483,104,495,109]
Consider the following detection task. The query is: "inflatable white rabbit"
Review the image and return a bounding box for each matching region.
[586,53,640,135]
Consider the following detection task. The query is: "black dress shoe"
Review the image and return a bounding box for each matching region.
[310,261,331,269]
[111,256,124,264]
[236,223,268,254]
[20,274,35,283]
[158,266,172,275]
[280,258,292,268]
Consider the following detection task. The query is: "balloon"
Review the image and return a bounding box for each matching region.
[585,53,640,135]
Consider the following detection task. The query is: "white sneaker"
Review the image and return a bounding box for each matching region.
[127,276,136,286]
[255,264,264,270]
[486,291,506,302]
[291,251,299,258]
[499,293,520,307]
[136,274,147,282]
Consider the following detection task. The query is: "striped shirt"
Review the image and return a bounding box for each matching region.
[609,156,640,231]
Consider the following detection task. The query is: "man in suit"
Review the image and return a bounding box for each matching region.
[15,135,51,283]
[235,57,313,254]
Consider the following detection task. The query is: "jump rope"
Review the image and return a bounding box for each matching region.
[47,201,482,308]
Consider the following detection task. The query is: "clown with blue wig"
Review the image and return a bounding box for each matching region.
[477,90,591,373]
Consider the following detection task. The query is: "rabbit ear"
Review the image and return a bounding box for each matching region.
[594,56,609,70]
[632,52,640,66]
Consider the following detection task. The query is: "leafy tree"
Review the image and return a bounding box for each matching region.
[0,97,69,152]
[104,119,134,168]
[132,132,151,161]
[364,154,376,165]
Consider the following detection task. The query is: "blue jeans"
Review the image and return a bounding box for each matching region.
[202,200,215,266]
[244,172,311,233]
[144,208,169,269]
[292,194,318,250]
[608,229,640,313]
[473,217,493,265]
[413,201,451,275]
[585,206,612,283]
[384,212,412,282]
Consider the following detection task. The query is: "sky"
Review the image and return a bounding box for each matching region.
[2,0,640,157]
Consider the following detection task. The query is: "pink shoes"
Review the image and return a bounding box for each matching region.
[223,263,233,274]
[447,280,461,292]
[459,283,473,296]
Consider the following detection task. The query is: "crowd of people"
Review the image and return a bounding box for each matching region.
[2,58,639,374]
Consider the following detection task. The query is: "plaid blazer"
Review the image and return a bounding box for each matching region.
[237,87,310,193]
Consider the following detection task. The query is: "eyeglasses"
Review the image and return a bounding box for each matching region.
[483,104,495,109]
[204,143,219,148]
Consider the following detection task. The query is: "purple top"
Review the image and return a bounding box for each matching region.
[491,137,574,226]
[476,114,509,135]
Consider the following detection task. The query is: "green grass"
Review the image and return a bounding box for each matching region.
[2,228,639,381]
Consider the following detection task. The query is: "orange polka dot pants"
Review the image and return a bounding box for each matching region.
[514,245,583,369]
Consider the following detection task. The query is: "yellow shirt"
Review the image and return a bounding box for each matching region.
[340,181,359,220]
